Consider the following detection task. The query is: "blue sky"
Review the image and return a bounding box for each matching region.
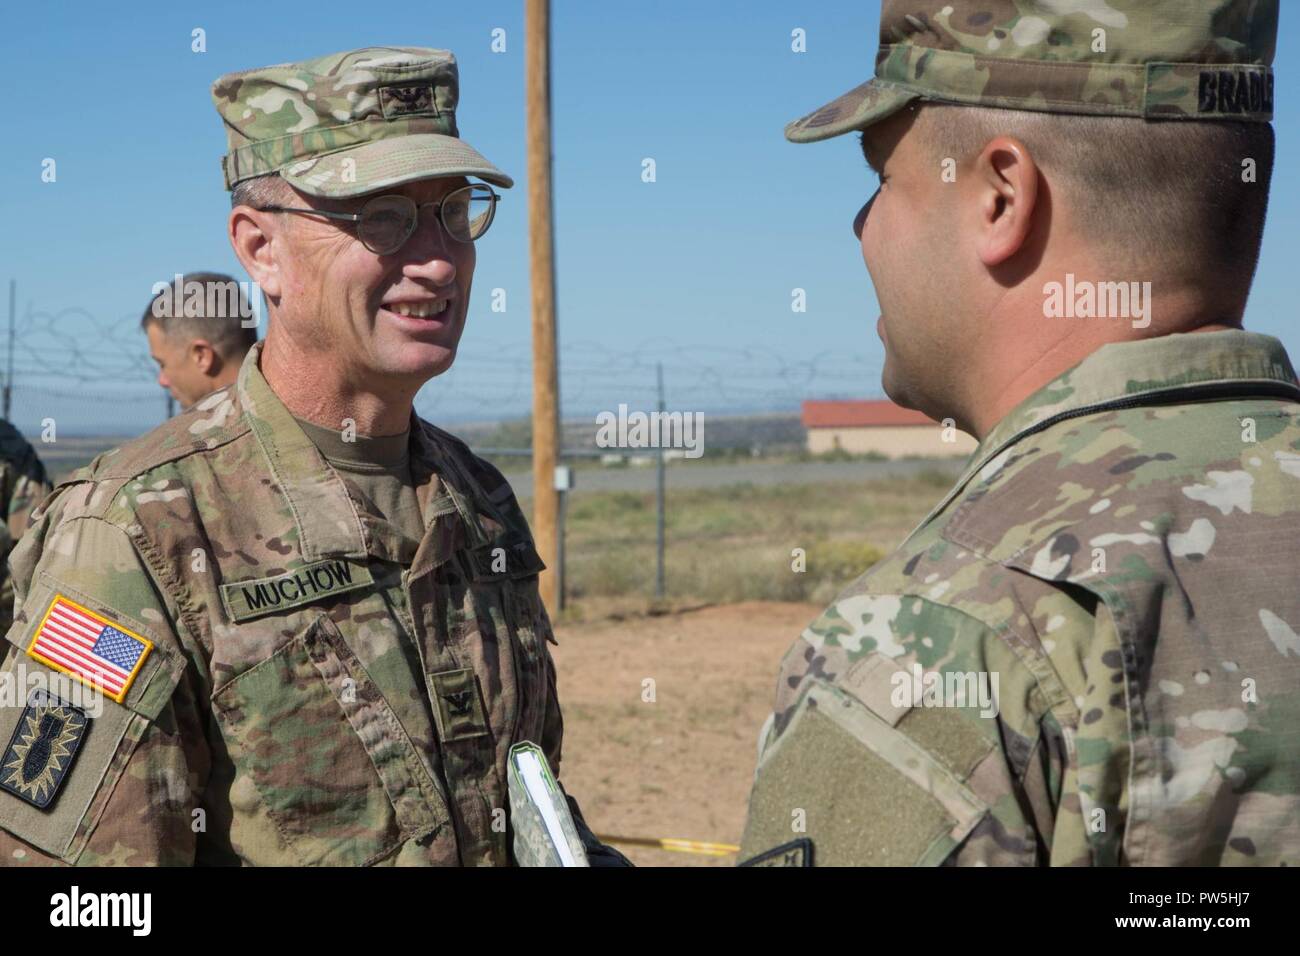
[2,1,1297,433]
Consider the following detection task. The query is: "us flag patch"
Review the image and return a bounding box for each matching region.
[27,595,153,704]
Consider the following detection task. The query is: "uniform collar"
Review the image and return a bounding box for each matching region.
[915,330,1300,535]
[235,341,437,564]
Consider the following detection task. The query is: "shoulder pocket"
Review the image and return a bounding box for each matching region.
[211,613,448,865]
[458,532,547,583]
[740,680,990,866]
[0,573,185,862]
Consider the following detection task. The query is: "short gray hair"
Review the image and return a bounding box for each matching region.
[230,172,291,211]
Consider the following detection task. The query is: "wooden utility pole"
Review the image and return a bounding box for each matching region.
[526,0,561,611]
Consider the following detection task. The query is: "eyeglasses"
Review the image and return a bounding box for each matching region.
[852,188,879,240]
[258,183,500,254]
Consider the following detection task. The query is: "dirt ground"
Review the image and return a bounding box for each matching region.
[549,601,820,867]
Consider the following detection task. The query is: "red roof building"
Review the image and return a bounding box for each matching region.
[801,399,976,458]
[802,399,936,429]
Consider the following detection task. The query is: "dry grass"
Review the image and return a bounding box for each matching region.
[524,472,951,617]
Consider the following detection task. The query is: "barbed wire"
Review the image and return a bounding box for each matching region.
[5,304,886,429]
[14,307,159,383]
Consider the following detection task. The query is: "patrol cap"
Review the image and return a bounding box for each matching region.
[212,46,513,197]
[786,0,1277,143]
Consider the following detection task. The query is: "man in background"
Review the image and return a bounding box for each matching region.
[0,423,50,637]
[141,271,257,409]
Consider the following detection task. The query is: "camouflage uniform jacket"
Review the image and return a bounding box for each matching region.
[0,420,52,638]
[741,330,1300,866]
[0,342,580,865]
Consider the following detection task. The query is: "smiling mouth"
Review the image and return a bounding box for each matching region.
[384,301,449,318]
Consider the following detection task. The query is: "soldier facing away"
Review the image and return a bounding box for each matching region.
[741,0,1299,866]
[0,47,626,866]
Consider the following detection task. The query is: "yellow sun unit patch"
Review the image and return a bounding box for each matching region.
[26,595,153,704]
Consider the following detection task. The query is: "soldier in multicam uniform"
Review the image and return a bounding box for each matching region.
[0,422,51,637]
[0,47,626,866]
[741,1,1299,866]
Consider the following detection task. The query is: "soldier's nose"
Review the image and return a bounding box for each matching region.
[853,189,879,240]
[407,248,458,288]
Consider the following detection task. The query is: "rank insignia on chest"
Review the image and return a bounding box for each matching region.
[0,688,90,809]
[26,595,153,704]
[429,668,489,741]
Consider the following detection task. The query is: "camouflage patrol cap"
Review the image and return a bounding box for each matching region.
[786,0,1277,143]
[212,47,513,197]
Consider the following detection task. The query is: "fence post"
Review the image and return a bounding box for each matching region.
[655,362,666,600]
[555,464,572,612]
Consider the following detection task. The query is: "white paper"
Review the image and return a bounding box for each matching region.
[515,748,579,867]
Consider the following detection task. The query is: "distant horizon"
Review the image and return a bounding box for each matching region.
[28,404,817,441]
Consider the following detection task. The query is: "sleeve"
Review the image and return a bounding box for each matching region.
[738,592,1057,867]
[1038,599,1127,866]
[0,491,205,866]
[5,443,52,544]
[0,446,53,638]
[459,438,634,865]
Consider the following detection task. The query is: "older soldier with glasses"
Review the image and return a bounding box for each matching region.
[0,46,627,866]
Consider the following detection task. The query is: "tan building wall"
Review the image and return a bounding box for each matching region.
[807,425,977,458]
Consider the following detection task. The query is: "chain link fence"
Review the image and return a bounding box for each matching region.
[5,285,940,606]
